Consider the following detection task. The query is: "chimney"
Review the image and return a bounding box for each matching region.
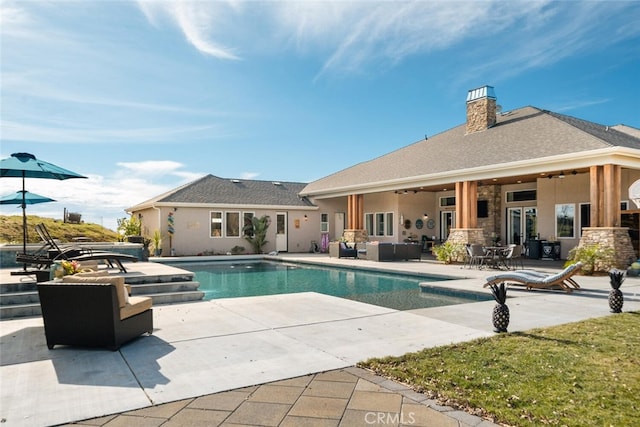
[466,85,497,134]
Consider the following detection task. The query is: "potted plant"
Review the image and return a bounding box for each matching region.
[117,216,142,243]
[151,230,163,256]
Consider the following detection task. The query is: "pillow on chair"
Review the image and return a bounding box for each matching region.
[61,275,128,307]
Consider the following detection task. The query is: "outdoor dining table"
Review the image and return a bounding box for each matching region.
[483,246,509,269]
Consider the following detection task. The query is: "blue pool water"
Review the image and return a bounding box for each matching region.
[168,260,491,310]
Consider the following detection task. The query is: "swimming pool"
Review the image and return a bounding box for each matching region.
[168,260,491,310]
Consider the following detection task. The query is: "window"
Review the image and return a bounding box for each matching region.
[320,213,329,232]
[506,190,537,202]
[243,212,254,237]
[555,204,575,238]
[210,211,222,237]
[439,196,456,207]
[365,213,374,236]
[386,212,394,236]
[375,213,385,236]
[226,212,240,237]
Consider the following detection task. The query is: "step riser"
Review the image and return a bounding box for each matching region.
[0,292,205,320]
[0,305,42,319]
[131,282,201,295]
[0,293,41,305]
[0,283,38,293]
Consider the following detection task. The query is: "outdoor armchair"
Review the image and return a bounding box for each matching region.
[37,273,153,350]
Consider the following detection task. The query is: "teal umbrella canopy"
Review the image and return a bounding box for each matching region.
[0,190,56,206]
[0,152,87,180]
[0,152,86,269]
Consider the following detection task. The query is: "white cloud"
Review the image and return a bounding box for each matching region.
[0,161,204,231]
[137,0,241,59]
[239,171,259,180]
[135,0,639,81]
[116,160,185,176]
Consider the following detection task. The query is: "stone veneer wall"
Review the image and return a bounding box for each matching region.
[446,228,487,262]
[342,229,368,244]
[466,97,496,134]
[477,184,501,239]
[579,227,636,269]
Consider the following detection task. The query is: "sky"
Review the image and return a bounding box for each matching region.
[1,1,639,232]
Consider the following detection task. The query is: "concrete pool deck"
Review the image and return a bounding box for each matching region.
[1,255,639,426]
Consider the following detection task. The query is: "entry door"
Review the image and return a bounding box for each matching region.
[507,207,537,245]
[276,212,288,252]
[440,211,455,240]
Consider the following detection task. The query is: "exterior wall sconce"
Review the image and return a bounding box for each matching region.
[423,213,429,219]
[558,171,565,179]
[303,214,308,221]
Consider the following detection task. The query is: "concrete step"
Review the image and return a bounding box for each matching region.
[0,280,205,319]
[145,291,206,305]
[0,282,38,294]
[0,291,41,305]
[0,303,42,320]
[130,281,201,295]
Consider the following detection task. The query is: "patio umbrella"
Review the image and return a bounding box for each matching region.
[0,190,56,206]
[0,152,86,269]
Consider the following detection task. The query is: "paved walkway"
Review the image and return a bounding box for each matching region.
[70,367,485,427]
[2,255,639,427]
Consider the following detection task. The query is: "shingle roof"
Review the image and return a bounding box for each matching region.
[300,106,640,195]
[138,175,314,208]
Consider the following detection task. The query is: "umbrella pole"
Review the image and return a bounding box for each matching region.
[22,173,28,270]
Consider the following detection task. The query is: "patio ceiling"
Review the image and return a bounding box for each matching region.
[391,167,591,194]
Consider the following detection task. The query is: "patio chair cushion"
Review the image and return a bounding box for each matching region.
[120,296,153,321]
[62,274,128,308]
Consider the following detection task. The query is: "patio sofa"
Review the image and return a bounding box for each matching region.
[37,273,153,350]
[365,242,421,261]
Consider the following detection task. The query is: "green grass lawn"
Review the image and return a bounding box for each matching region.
[359,312,639,426]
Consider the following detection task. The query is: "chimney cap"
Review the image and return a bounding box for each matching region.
[467,85,496,102]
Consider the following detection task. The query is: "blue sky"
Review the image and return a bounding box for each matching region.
[1,1,639,232]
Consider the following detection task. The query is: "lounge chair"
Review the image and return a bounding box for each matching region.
[483,262,583,293]
[16,223,138,273]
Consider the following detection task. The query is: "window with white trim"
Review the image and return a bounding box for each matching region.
[385,212,394,236]
[243,212,255,237]
[375,213,385,236]
[210,211,222,237]
[439,196,456,207]
[365,213,373,236]
[226,211,240,237]
[320,213,329,232]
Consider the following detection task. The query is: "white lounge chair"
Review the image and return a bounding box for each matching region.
[483,262,583,293]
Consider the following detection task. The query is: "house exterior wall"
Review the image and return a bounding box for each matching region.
[327,170,640,260]
[132,206,321,256]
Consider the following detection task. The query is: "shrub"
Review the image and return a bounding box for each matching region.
[565,243,615,275]
[432,241,464,264]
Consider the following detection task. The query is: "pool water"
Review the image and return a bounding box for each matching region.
[169,260,490,310]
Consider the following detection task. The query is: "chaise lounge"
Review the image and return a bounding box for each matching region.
[37,273,153,350]
[483,262,583,293]
[16,223,138,274]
